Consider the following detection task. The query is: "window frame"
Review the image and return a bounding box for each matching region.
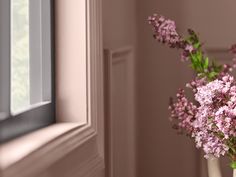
[0,0,55,143]
[0,0,104,177]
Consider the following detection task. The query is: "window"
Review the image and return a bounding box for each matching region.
[0,0,54,143]
[11,0,30,113]
[0,1,104,176]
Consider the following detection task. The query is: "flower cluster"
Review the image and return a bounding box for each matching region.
[169,89,197,135]
[186,77,207,93]
[218,64,233,78]
[148,14,202,63]
[231,44,236,68]
[148,14,183,48]
[193,75,236,157]
[231,44,236,54]
[181,44,194,61]
[148,13,236,164]
[171,75,236,158]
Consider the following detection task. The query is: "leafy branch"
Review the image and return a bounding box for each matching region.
[185,29,223,81]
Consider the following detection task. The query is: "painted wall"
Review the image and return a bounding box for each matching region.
[182,0,236,48]
[102,0,137,49]
[102,0,137,177]
[136,0,236,177]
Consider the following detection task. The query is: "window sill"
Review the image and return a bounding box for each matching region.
[0,122,97,174]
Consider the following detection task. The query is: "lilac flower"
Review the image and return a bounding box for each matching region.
[195,75,234,106]
[231,44,236,54]
[192,75,236,157]
[195,79,224,105]
[185,44,194,52]
[214,106,236,139]
[169,89,197,135]
[171,75,236,158]
[230,44,236,68]
[180,44,195,61]
[192,102,230,158]
[193,129,229,158]
[148,14,183,48]
[169,87,229,158]
[218,64,233,78]
[215,45,236,78]
[186,77,208,93]
[148,13,236,162]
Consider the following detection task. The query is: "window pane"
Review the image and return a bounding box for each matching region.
[11,0,30,113]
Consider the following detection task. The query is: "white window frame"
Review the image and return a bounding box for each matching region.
[0,0,104,176]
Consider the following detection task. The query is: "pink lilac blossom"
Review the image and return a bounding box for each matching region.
[181,44,195,62]
[148,13,236,161]
[218,64,233,78]
[230,44,236,68]
[148,14,183,48]
[192,75,236,157]
[186,77,208,93]
[170,75,236,158]
[214,106,236,139]
[169,89,197,135]
[185,44,194,52]
[195,79,224,105]
[215,44,236,78]
[148,14,194,62]
[231,44,236,54]
[192,104,229,158]
[193,130,229,158]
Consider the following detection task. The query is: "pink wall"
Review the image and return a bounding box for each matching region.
[103,0,137,177]
[102,0,137,49]
[182,0,236,48]
[136,0,199,177]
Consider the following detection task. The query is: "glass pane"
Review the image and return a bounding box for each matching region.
[11,0,30,113]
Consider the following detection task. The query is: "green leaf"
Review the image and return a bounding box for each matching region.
[199,51,203,59]
[208,71,218,79]
[186,38,192,44]
[192,55,198,63]
[184,30,225,79]
[203,57,209,69]
[191,63,197,70]
[196,53,202,63]
[194,42,200,49]
[231,161,236,169]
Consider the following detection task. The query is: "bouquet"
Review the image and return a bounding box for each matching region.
[148,13,236,169]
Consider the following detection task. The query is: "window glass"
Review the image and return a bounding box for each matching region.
[11,0,30,113]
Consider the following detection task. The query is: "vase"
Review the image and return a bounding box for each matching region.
[234,169,236,177]
[207,156,222,177]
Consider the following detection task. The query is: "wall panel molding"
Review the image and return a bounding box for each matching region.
[104,46,136,177]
